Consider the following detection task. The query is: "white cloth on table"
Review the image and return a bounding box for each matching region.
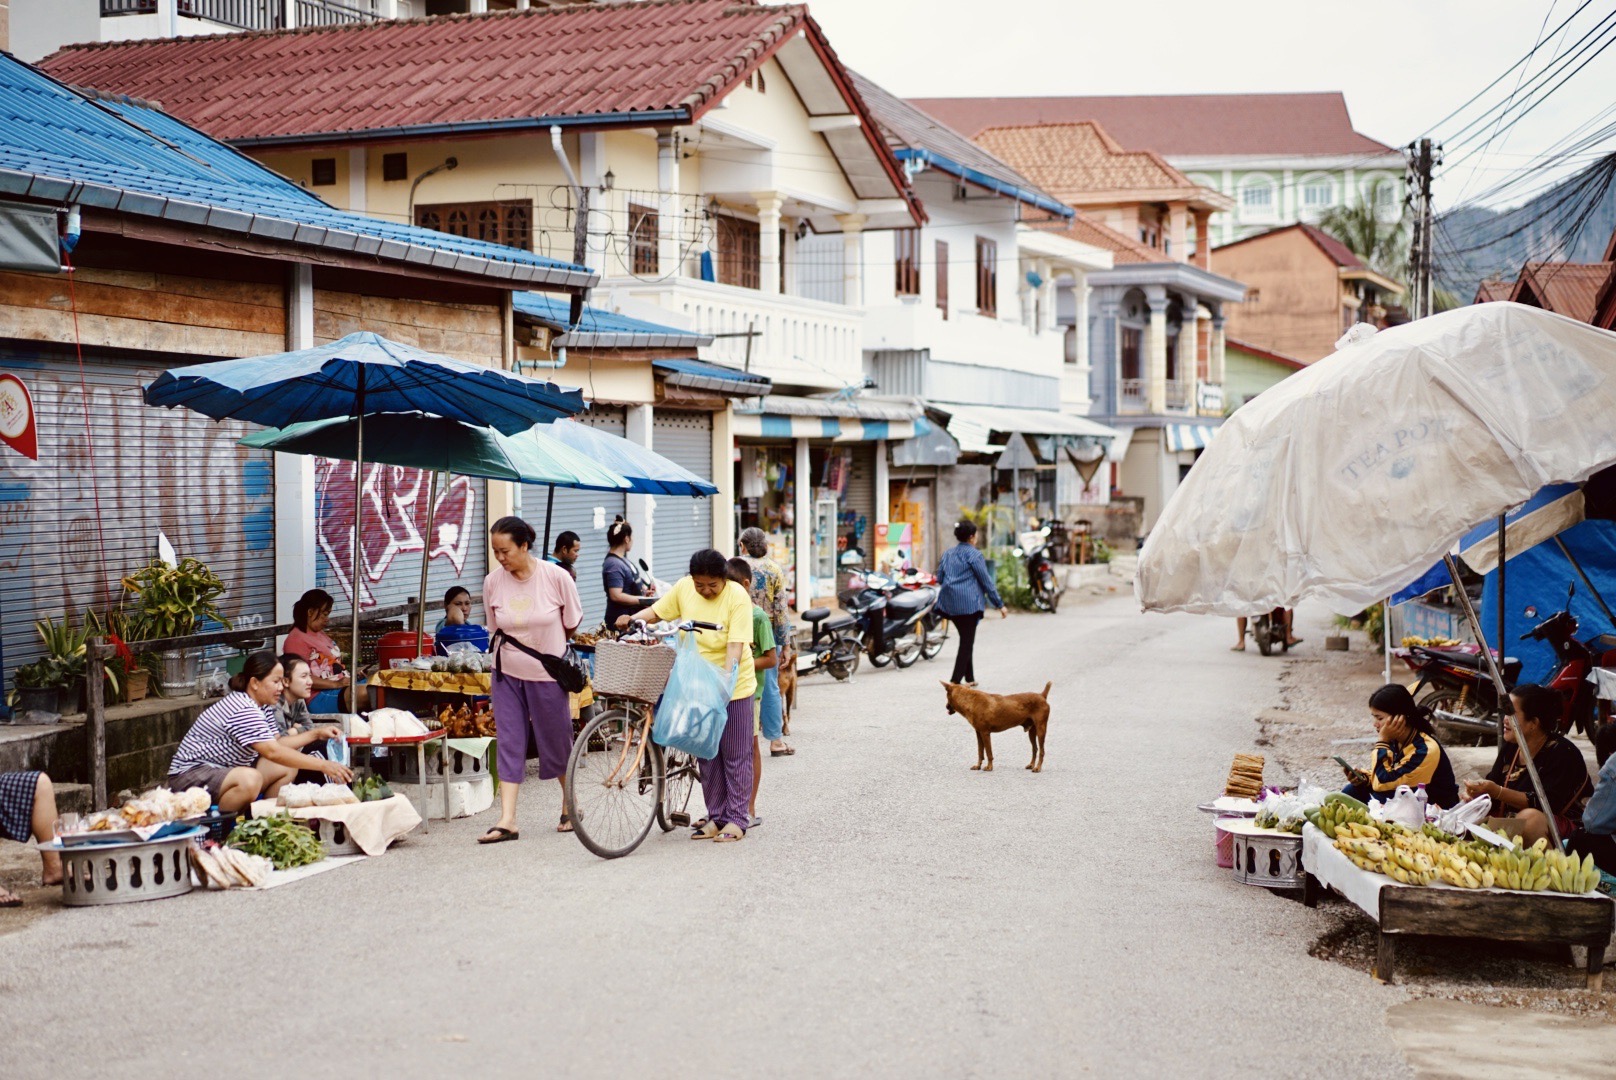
[250,793,421,856]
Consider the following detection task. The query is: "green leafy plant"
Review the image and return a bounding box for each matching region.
[227,813,325,870]
[121,558,230,641]
[1334,601,1386,647]
[1089,536,1114,565]
[11,657,68,690]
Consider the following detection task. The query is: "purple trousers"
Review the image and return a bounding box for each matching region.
[701,698,756,831]
[492,673,571,783]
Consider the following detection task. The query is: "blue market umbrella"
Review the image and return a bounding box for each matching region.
[145,331,587,665]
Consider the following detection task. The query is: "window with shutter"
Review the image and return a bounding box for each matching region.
[935,240,949,319]
[629,203,659,275]
[894,228,920,296]
[974,237,997,317]
[414,200,534,251]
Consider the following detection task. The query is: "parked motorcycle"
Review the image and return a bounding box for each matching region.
[1244,607,1290,656]
[1015,528,1064,613]
[1405,583,1599,742]
[839,571,939,669]
[794,605,861,682]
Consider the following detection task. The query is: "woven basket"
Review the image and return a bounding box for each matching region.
[591,639,676,704]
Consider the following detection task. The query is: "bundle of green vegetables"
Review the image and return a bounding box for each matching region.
[226,813,325,870]
[351,775,394,803]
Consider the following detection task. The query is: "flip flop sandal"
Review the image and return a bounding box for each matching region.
[690,822,720,840]
[557,813,575,833]
[0,888,23,908]
[748,815,763,829]
[770,745,796,757]
[714,823,745,843]
[477,826,520,844]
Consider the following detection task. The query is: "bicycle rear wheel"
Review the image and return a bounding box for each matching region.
[565,707,664,859]
[657,747,702,832]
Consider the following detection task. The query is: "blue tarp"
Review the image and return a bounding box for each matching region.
[1478,519,1616,683]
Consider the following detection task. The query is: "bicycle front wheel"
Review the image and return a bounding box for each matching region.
[657,747,702,832]
[565,707,664,859]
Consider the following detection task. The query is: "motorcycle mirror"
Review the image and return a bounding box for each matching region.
[1524,605,1538,619]
[638,558,651,572]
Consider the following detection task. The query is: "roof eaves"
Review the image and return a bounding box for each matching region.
[895,148,1072,219]
[228,109,694,149]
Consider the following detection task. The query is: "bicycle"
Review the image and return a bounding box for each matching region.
[563,620,719,860]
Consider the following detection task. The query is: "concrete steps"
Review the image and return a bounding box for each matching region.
[0,695,210,807]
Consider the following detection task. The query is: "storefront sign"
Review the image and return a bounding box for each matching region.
[875,522,913,573]
[0,373,38,460]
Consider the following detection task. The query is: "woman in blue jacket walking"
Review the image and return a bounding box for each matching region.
[935,520,1007,686]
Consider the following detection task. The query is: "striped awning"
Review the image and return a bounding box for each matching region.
[1165,423,1219,453]
[731,413,915,441]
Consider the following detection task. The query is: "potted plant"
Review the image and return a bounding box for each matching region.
[35,613,92,713]
[106,607,150,703]
[121,558,230,692]
[8,658,67,716]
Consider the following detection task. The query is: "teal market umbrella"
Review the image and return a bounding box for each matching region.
[243,413,631,652]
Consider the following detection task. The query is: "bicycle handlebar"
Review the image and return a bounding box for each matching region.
[626,619,723,638]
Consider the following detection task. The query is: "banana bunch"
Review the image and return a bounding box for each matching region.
[1332,822,1603,893]
[1305,794,1376,839]
[1421,822,1461,845]
[1432,842,1496,889]
[1478,838,1600,894]
[1335,836,1391,875]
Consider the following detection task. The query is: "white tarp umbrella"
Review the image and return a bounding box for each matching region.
[1137,303,1616,618]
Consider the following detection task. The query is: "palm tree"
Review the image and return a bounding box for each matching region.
[1317,183,1408,284]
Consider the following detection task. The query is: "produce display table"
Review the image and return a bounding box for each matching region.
[345,730,449,834]
[1300,824,1614,988]
[367,669,491,710]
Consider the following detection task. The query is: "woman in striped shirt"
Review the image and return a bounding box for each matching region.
[167,651,352,812]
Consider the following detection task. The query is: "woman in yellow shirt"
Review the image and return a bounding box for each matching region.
[616,548,755,842]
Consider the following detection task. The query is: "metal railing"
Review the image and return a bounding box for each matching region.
[1118,378,1147,414]
[177,0,283,30]
[1164,380,1194,410]
[101,0,158,15]
[296,0,381,26]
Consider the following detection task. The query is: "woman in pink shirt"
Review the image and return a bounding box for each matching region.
[478,515,583,845]
[282,589,350,712]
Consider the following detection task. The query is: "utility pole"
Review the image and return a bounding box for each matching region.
[1405,137,1442,318]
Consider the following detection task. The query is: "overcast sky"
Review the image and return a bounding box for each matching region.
[805,0,1616,212]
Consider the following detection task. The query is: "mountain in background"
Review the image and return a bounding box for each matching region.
[1436,163,1616,301]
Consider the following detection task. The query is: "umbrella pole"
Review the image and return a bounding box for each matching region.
[1497,514,1506,738]
[1554,536,1616,630]
[352,376,365,690]
[1444,554,1561,848]
[542,483,555,555]
[416,469,440,658]
[1383,596,1392,683]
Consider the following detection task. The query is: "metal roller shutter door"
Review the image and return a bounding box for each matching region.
[651,410,713,585]
[845,444,876,555]
[522,408,626,632]
[314,469,488,630]
[0,342,277,692]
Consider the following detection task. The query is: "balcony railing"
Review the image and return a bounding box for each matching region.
[101,0,157,14]
[1164,379,1194,410]
[1117,378,1200,414]
[177,0,283,29]
[296,0,381,26]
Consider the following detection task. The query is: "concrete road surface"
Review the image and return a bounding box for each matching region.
[0,593,1416,1079]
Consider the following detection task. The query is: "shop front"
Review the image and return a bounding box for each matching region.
[732,396,923,610]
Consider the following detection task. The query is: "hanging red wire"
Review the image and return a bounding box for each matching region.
[63,252,113,611]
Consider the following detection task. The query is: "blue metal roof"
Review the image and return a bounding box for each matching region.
[652,358,771,395]
[0,55,596,289]
[513,292,713,348]
[894,149,1074,220]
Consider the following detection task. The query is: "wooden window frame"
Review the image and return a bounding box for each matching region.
[311,158,337,187]
[894,228,920,297]
[716,215,761,290]
[974,236,997,317]
[381,153,408,182]
[414,199,532,251]
[935,239,949,319]
[629,202,659,276]
[1120,327,1143,382]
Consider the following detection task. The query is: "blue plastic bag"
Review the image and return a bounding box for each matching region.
[653,632,736,760]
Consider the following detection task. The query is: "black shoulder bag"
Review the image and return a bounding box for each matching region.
[489,630,587,694]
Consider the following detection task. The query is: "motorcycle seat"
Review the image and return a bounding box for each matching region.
[1415,646,1523,680]
[887,590,930,615]
[802,607,832,623]
[800,612,856,634]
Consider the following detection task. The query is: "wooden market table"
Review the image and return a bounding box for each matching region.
[1300,824,1614,988]
[345,730,449,834]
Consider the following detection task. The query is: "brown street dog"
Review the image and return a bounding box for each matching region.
[777,639,798,735]
[942,680,1051,772]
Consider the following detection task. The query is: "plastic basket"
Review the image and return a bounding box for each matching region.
[1214,817,1237,869]
[590,639,676,704]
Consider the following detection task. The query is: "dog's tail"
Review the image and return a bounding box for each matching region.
[1041,681,1052,699]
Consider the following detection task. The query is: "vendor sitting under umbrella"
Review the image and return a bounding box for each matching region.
[1568,723,1616,876]
[435,585,490,655]
[1341,684,1460,807]
[167,652,353,812]
[1464,684,1593,846]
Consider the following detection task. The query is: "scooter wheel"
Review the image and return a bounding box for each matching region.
[893,641,920,669]
[869,649,893,668]
[827,640,860,681]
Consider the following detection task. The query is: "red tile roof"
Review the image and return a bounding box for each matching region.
[41,1,807,144]
[908,92,1395,157]
[975,121,1200,197]
[1055,211,1164,265]
[1509,262,1616,324]
[1473,278,1514,304]
[1213,222,1365,268]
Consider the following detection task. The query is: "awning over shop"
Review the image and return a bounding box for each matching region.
[1165,423,1219,453]
[652,358,771,397]
[733,394,923,442]
[940,403,1120,456]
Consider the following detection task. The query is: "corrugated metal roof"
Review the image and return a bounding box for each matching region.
[652,358,771,395]
[1511,262,1615,324]
[0,54,592,287]
[39,1,809,144]
[849,70,1071,219]
[910,92,1396,157]
[734,394,923,421]
[512,292,713,348]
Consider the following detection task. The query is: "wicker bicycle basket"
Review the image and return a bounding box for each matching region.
[590,639,676,704]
